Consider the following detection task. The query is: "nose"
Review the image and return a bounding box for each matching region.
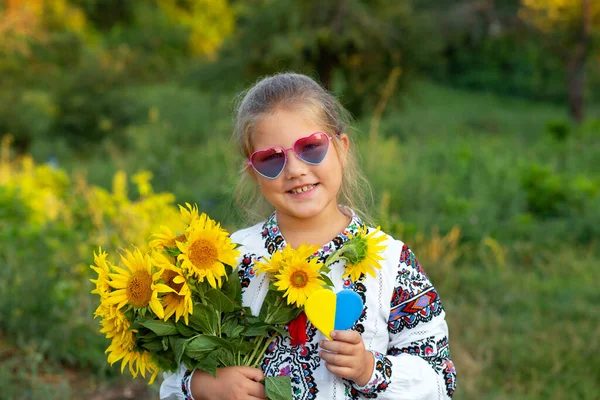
[283,149,308,179]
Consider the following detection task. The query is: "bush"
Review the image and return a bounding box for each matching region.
[0,137,183,371]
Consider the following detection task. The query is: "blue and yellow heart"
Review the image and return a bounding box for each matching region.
[304,289,364,340]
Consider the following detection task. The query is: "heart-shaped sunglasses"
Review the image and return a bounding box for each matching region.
[248,132,339,179]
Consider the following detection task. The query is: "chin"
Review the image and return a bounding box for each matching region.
[290,202,335,220]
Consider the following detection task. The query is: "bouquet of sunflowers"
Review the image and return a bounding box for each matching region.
[90,203,386,399]
[90,204,302,399]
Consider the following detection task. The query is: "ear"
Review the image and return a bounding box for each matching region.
[337,133,350,163]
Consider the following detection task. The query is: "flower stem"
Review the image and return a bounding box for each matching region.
[244,333,266,366]
[249,333,276,368]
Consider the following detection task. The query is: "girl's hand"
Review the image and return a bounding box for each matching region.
[191,366,267,400]
[319,330,375,386]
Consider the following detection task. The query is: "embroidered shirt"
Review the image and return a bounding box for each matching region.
[160,211,456,399]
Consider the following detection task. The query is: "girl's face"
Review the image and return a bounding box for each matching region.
[249,107,348,223]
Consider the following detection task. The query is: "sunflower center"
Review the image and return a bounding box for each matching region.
[126,270,153,308]
[290,270,308,288]
[164,270,184,293]
[167,233,187,247]
[189,238,218,269]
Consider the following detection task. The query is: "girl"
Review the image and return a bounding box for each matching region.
[160,73,456,399]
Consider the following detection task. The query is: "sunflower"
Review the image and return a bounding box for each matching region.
[105,248,173,319]
[177,213,239,289]
[342,225,387,282]
[90,248,112,299]
[149,225,187,251]
[274,252,325,307]
[98,305,131,341]
[179,202,200,225]
[255,244,319,276]
[105,320,160,384]
[154,253,193,325]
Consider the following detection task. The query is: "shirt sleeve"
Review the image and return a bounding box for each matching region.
[159,365,195,400]
[350,244,457,399]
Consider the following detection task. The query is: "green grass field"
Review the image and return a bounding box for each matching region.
[2,81,599,399]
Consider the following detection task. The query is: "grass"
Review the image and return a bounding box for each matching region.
[5,80,600,399]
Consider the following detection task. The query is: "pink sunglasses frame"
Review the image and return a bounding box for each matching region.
[248,132,339,179]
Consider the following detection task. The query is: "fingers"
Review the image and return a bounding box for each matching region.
[247,382,267,399]
[319,330,373,384]
[320,331,362,355]
[331,330,362,344]
[319,350,355,367]
[323,362,357,378]
[234,367,266,399]
[237,366,265,382]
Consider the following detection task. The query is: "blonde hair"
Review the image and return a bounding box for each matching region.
[232,72,373,224]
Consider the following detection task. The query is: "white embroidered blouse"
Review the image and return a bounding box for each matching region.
[160,211,456,399]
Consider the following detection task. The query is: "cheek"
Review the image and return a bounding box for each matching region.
[323,153,344,179]
[259,178,283,194]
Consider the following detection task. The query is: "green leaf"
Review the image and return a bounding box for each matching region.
[269,325,289,337]
[162,336,170,351]
[242,321,272,337]
[195,279,211,297]
[189,303,218,335]
[176,321,197,337]
[231,340,255,355]
[205,288,235,313]
[140,319,179,336]
[264,376,293,400]
[222,267,242,302]
[128,320,145,330]
[222,318,245,339]
[259,289,281,320]
[319,265,331,274]
[324,250,341,267]
[194,350,218,378]
[265,305,302,325]
[182,355,195,371]
[216,347,236,367]
[243,308,257,321]
[186,335,234,358]
[165,246,181,257]
[169,336,189,367]
[153,350,178,372]
[319,273,335,289]
[141,340,165,352]
[135,330,158,341]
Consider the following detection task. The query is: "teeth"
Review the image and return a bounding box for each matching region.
[290,184,315,194]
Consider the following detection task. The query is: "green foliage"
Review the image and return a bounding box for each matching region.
[545,119,571,141]
[199,0,440,115]
[70,0,137,31]
[431,27,568,102]
[264,376,294,400]
[124,268,295,398]
[519,163,599,218]
[51,54,138,149]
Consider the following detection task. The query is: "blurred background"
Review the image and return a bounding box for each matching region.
[1,0,599,399]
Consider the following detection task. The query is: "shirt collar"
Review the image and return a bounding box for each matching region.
[261,207,365,257]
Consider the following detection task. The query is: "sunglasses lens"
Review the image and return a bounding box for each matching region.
[251,148,285,178]
[295,133,330,164]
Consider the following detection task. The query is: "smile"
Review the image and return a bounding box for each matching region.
[288,184,317,194]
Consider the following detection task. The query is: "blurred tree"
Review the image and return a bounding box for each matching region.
[0,0,89,150]
[156,0,234,58]
[70,0,234,58]
[212,0,440,115]
[69,0,137,31]
[520,0,600,122]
